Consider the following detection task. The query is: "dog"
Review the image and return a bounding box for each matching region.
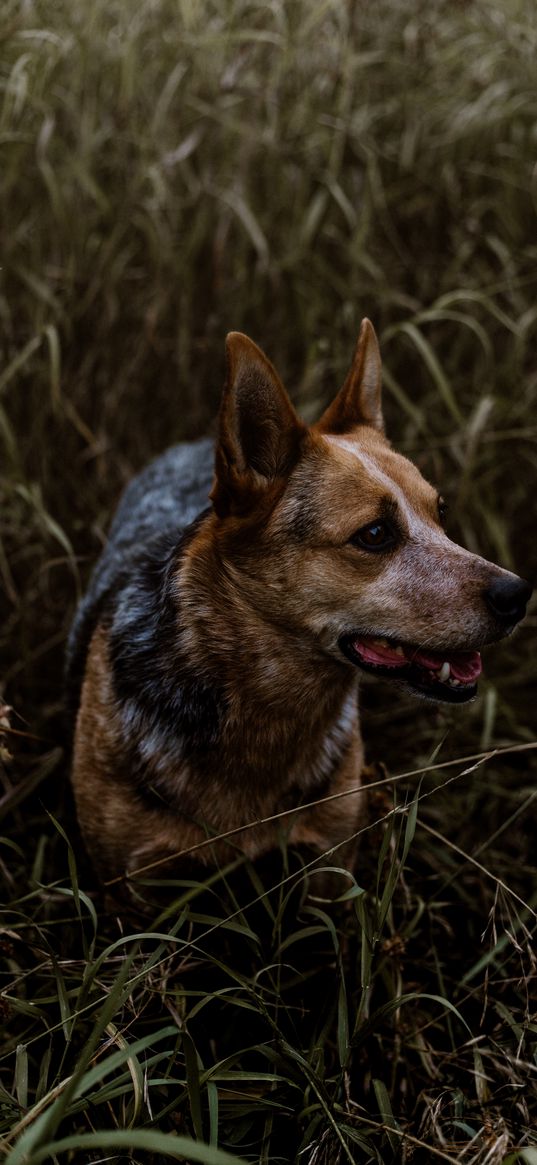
[66,320,532,893]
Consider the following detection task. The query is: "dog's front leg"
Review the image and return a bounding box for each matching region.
[287,742,365,899]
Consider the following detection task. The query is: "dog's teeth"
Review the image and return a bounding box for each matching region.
[438,661,450,682]
[393,645,405,657]
[374,638,390,648]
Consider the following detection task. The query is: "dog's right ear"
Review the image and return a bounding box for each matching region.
[317,318,384,434]
[211,333,306,516]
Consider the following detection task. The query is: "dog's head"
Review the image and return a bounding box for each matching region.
[209,321,532,703]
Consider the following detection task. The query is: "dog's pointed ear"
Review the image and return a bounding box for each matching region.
[211,332,306,516]
[317,318,384,434]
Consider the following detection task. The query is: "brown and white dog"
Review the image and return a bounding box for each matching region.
[66,320,532,892]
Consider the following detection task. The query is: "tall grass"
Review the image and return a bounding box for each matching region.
[1,0,536,1161]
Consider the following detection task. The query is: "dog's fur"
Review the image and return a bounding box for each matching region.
[67,321,531,891]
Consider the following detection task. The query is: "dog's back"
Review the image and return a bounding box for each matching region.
[66,437,214,710]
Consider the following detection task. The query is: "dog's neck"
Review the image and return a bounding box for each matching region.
[176,534,360,785]
[107,521,360,795]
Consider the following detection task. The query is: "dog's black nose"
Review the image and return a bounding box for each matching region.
[484,575,533,625]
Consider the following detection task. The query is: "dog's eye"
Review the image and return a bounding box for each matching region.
[351,521,396,552]
[438,498,448,529]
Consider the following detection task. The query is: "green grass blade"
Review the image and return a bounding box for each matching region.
[6,1129,247,1165]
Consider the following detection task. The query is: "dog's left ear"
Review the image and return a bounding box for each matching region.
[317,318,384,434]
[211,333,306,516]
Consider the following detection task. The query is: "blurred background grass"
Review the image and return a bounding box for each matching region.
[1,1,537,1161]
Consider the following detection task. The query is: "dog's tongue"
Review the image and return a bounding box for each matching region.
[409,647,482,682]
[354,638,482,682]
[356,640,407,668]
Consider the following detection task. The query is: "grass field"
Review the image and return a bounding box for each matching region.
[1,0,537,1161]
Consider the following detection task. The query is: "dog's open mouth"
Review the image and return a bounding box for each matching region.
[339,634,482,703]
